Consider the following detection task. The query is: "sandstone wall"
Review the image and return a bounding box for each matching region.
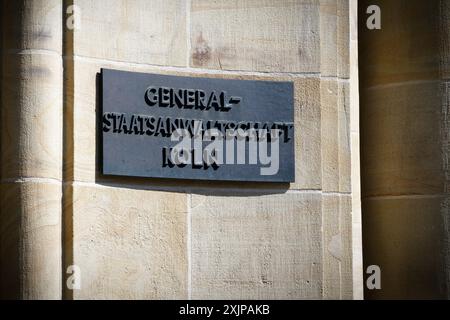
[0,0,360,299]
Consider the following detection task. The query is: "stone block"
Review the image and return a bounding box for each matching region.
[190,0,320,72]
[190,192,322,299]
[70,184,188,299]
[73,0,187,66]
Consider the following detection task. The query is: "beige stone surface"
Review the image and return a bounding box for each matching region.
[349,0,362,299]
[321,80,339,192]
[321,195,341,299]
[319,0,338,77]
[339,194,352,299]
[190,192,322,299]
[321,80,350,193]
[73,0,187,66]
[70,185,187,299]
[293,78,322,190]
[1,53,63,180]
[338,82,352,193]
[349,1,361,298]
[0,0,358,300]
[338,81,351,193]
[2,0,62,52]
[0,182,62,299]
[190,0,320,72]
[351,132,363,298]
[0,0,63,300]
[321,194,352,299]
[62,0,356,299]
[336,0,350,79]
[319,0,349,78]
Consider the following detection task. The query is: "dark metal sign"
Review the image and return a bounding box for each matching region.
[101,69,295,182]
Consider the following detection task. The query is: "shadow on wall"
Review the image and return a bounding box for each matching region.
[93,73,290,197]
[359,0,449,299]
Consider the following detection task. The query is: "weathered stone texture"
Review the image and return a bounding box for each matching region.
[190,193,322,299]
[0,0,63,299]
[73,0,187,66]
[70,185,188,299]
[1,53,63,180]
[0,0,358,300]
[190,0,320,72]
[0,182,62,299]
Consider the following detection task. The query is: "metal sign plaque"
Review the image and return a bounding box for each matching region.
[101,69,295,182]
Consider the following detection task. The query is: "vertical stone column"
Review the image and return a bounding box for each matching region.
[360,0,448,299]
[319,0,352,299]
[0,0,63,299]
[349,0,363,300]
